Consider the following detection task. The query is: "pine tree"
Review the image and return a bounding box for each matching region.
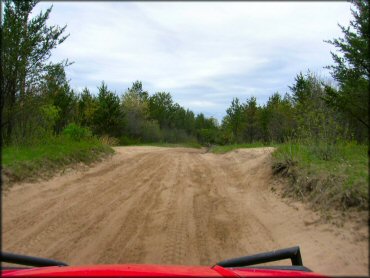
[225,97,244,141]
[324,0,369,131]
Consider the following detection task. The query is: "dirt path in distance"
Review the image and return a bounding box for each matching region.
[3,147,368,276]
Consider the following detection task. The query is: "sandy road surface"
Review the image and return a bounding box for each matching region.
[3,147,368,275]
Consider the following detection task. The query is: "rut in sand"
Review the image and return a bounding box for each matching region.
[3,146,368,276]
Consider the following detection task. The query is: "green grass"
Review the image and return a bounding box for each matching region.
[272,140,368,210]
[2,136,113,184]
[119,142,203,149]
[211,142,275,154]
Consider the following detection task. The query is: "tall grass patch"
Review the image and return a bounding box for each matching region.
[272,140,368,211]
[2,135,113,185]
[211,142,274,154]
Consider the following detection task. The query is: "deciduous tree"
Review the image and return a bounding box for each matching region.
[1,0,69,143]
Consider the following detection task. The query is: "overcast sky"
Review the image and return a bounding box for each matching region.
[32,1,352,121]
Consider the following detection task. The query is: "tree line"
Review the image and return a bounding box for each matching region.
[1,0,218,146]
[220,70,367,145]
[220,0,368,145]
[1,0,368,146]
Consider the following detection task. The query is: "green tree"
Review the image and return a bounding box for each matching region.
[194,114,219,144]
[324,0,369,133]
[78,87,98,128]
[121,81,150,138]
[93,82,122,136]
[225,97,244,141]
[242,96,260,143]
[148,92,174,129]
[289,72,344,143]
[170,103,183,129]
[263,92,295,143]
[126,80,149,101]
[41,63,77,134]
[183,109,196,135]
[1,0,69,143]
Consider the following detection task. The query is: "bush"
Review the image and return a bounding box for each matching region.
[141,120,162,142]
[119,135,141,145]
[197,128,219,145]
[272,141,368,211]
[63,123,92,141]
[162,128,197,143]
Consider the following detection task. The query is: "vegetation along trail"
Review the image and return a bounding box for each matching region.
[3,147,368,276]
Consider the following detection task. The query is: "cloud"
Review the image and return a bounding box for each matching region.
[32,1,352,121]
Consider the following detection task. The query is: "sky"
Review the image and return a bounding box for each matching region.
[31,1,353,122]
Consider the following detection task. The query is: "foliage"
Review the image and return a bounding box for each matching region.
[7,97,60,146]
[220,70,358,146]
[241,97,261,143]
[5,0,362,149]
[141,120,162,142]
[324,0,369,139]
[272,140,368,210]
[1,0,367,218]
[121,81,150,138]
[62,123,92,141]
[42,64,77,133]
[211,142,271,154]
[119,135,142,146]
[224,98,244,141]
[117,142,202,149]
[77,87,98,128]
[262,93,295,143]
[289,72,344,143]
[1,0,70,144]
[93,82,122,136]
[148,92,175,129]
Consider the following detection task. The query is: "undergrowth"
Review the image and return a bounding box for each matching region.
[272,140,368,212]
[120,142,202,149]
[211,142,274,154]
[2,136,114,185]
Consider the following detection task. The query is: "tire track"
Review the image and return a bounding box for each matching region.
[4,151,166,257]
[3,152,152,238]
[2,146,368,276]
[161,153,189,265]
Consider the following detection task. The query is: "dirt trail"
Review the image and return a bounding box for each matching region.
[3,147,368,276]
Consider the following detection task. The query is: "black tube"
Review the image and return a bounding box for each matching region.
[216,246,303,267]
[246,265,312,272]
[1,252,68,267]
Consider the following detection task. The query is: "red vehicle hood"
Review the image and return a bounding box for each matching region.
[1,264,325,277]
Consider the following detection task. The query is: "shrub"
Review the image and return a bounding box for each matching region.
[63,123,92,141]
[197,128,216,145]
[162,128,197,143]
[119,135,141,145]
[141,120,162,142]
[272,141,368,211]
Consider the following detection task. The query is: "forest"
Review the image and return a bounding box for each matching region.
[1,1,368,208]
[2,0,368,147]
